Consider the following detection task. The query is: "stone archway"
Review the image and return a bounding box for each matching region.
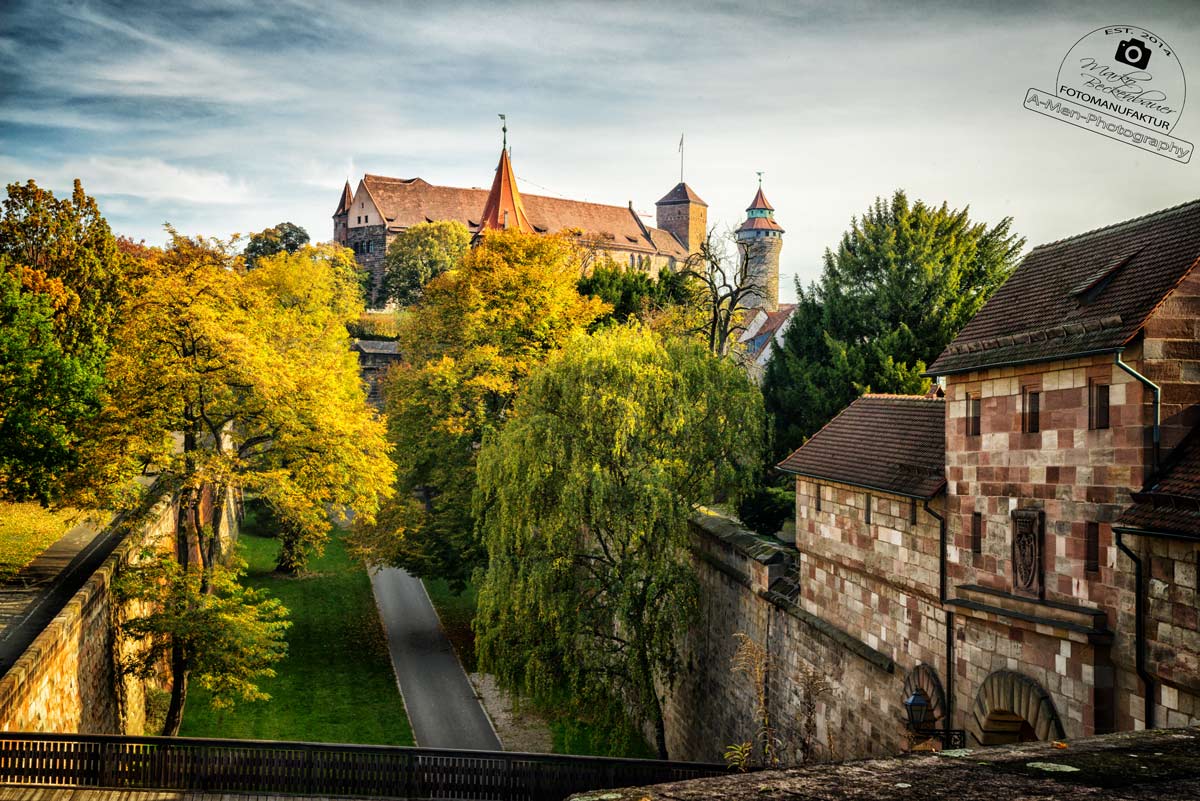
[969,670,1065,746]
[902,664,948,728]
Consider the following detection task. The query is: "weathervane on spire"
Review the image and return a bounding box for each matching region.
[757,170,763,187]
[499,114,507,151]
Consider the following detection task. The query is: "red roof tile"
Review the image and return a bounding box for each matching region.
[747,186,774,212]
[928,198,1200,375]
[478,148,534,234]
[1117,430,1200,537]
[656,182,708,207]
[777,394,946,499]
[334,180,352,216]
[737,215,784,234]
[359,175,687,258]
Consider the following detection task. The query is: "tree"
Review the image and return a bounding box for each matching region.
[114,553,290,724]
[243,222,310,268]
[78,234,393,732]
[0,179,129,502]
[354,229,606,590]
[382,220,470,306]
[678,230,768,358]
[577,261,694,325]
[473,325,763,759]
[763,190,1023,458]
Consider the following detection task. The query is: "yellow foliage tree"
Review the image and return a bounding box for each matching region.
[355,229,607,589]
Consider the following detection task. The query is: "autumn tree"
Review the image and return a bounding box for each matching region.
[80,235,393,732]
[243,221,309,268]
[473,325,763,759]
[0,180,129,502]
[382,220,470,306]
[355,229,606,590]
[763,190,1023,458]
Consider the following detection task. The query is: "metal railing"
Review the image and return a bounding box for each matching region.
[0,732,727,801]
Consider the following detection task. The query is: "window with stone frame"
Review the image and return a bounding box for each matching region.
[1023,387,1041,434]
[1089,380,1110,430]
[971,512,982,555]
[815,483,822,512]
[864,494,872,524]
[966,392,981,436]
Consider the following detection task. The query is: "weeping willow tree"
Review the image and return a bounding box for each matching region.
[473,325,763,758]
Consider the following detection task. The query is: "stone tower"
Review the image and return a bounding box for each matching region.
[736,180,783,312]
[655,183,707,257]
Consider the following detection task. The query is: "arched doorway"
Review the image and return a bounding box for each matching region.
[969,670,1065,746]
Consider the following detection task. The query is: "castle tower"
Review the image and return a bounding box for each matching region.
[477,147,534,235]
[735,179,783,312]
[655,183,707,257]
[333,180,352,245]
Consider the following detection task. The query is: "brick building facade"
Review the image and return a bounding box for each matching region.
[774,199,1200,752]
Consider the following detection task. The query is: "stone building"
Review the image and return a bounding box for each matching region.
[334,147,702,307]
[764,198,1200,755]
[350,339,400,407]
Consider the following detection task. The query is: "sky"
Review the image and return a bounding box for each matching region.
[1,0,1198,301]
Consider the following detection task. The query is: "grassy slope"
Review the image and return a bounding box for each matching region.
[0,503,78,582]
[180,522,413,746]
[421,578,653,758]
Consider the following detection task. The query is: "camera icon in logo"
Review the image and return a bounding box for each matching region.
[1115,37,1151,69]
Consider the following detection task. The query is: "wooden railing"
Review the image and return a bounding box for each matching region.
[0,732,727,801]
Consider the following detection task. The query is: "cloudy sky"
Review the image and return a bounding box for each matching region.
[1,0,1198,299]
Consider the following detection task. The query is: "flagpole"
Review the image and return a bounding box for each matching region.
[679,133,684,184]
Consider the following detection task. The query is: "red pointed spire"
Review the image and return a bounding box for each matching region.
[747,186,774,212]
[335,180,353,215]
[478,148,533,234]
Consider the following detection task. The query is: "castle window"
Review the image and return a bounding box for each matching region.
[910,498,917,524]
[971,512,983,555]
[966,393,981,437]
[1023,388,1040,434]
[1085,522,1100,573]
[815,484,822,512]
[864,495,872,524]
[1089,381,1110,430]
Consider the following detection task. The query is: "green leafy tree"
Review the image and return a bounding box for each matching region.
[243,221,310,268]
[473,325,763,759]
[383,220,470,306]
[763,190,1023,458]
[0,179,128,502]
[114,552,290,728]
[355,229,606,590]
[577,262,694,325]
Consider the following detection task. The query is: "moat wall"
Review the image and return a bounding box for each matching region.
[0,488,238,735]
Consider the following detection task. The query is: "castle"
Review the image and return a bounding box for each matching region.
[333,144,784,312]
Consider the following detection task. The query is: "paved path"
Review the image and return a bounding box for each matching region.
[370,566,501,751]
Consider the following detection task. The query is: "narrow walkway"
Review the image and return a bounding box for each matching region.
[370,566,501,751]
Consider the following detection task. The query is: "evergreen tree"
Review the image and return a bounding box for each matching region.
[763,190,1023,459]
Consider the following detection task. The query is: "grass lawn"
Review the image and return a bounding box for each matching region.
[422,577,653,758]
[180,514,413,746]
[0,502,78,582]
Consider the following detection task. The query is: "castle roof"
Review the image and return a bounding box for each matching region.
[747,186,774,212]
[777,394,947,499]
[656,182,707,207]
[1117,429,1200,538]
[334,180,352,216]
[357,174,687,258]
[742,304,796,362]
[737,216,785,234]
[477,147,534,234]
[928,198,1200,376]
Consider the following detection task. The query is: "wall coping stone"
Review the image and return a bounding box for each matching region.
[691,509,794,566]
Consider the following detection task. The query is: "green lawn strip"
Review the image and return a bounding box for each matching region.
[421,578,478,672]
[0,502,79,582]
[179,522,413,746]
[421,577,653,758]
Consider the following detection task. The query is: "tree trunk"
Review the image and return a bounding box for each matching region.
[161,642,189,736]
[652,699,668,761]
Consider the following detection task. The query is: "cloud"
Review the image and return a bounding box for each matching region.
[0,156,251,205]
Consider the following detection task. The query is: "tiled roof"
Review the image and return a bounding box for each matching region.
[747,186,774,212]
[737,216,784,234]
[334,181,352,216]
[928,199,1200,375]
[478,148,534,234]
[777,394,946,499]
[1116,430,1200,538]
[359,175,687,258]
[656,182,707,207]
[745,304,796,360]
